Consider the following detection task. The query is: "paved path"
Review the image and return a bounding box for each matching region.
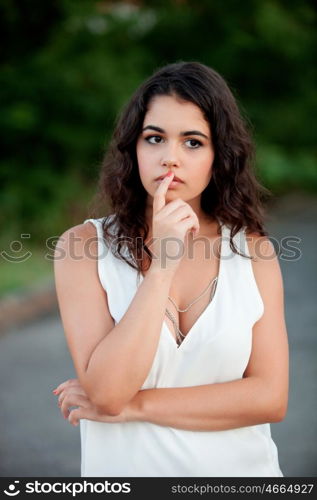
[0,195,316,477]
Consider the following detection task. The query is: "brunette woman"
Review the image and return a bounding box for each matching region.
[53,61,288,477]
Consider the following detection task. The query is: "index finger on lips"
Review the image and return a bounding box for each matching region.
[152,172,174,215]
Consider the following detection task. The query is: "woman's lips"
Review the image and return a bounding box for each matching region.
[167,180,183,189]
[155,175,184,183]
[155,177,184,189]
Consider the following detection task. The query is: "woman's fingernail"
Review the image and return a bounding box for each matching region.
[52,389,58,394]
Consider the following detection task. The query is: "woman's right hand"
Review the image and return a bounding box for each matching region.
[149,172,200,275]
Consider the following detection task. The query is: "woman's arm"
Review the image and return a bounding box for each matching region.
[54,177,200,417]
[132,235,289,430]
[55,235,289,431]
[132,379,284,431]
[54,221,173,416]
[54,376,282,430]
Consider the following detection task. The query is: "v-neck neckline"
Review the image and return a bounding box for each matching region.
[135,221,226,351]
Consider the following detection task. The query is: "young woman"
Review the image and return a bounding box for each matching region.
[53,61,289,477]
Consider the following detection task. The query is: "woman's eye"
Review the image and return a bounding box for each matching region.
[185,139,202,149]
[145,135,163,144]
[144,136,202,148]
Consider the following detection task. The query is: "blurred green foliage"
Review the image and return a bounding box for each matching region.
[1,0,316,248]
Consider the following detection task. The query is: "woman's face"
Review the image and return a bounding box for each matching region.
[136,94,214,212]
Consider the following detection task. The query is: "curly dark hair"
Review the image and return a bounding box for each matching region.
[88,61,271,276]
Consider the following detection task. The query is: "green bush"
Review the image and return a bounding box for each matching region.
[1,0,316,247]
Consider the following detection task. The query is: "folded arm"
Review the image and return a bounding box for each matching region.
[128,234,289,430]
[55,236,289,431]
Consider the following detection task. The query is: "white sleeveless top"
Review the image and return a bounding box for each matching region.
[80,215,283,477]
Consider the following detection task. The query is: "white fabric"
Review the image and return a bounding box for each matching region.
[80,215,283,477]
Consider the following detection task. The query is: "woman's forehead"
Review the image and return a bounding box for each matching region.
[144,95,210,132]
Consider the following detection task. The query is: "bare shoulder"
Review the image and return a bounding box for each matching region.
[245,232,283,294]
[54,221,99,261]
[53,221,101,300]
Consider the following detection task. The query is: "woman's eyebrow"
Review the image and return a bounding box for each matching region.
[142,125,209,139]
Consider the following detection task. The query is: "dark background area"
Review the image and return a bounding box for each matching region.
[1,0,316,251]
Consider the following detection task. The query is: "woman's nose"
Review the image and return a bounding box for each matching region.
[161,159,180,168]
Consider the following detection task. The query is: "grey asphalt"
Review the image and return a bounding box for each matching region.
[0,194,316,477]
